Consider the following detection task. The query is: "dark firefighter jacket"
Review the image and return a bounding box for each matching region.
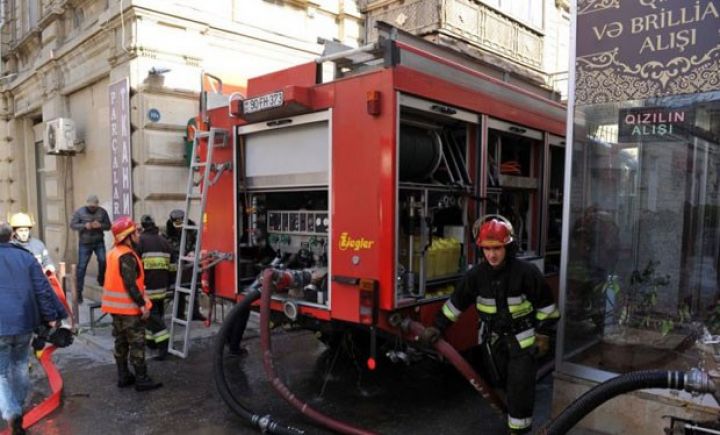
[164,218,196,280]
[436,256,559,350]
[137,226,172,300]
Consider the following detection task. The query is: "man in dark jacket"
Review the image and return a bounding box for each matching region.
[0,222,67,435]
[164,209,205,321]
[69,194,111,303]
[422,218,559,434]
[137,215,172,360]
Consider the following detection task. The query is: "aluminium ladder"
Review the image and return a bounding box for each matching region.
[168,127,229,358]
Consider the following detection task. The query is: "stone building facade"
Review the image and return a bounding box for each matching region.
[362,0,570,97]
[0,0,363,271]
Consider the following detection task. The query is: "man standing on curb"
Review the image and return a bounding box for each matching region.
[0,222,67,435]
[101,216,162,392]
[70,195,111,303]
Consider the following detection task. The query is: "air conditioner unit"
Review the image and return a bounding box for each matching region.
[44,118,81,155]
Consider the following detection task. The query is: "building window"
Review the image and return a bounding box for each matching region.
[482,0,543,29]
[27,0,38,28]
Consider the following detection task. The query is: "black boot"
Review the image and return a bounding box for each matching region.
[133,365,163,392]
[10,415,25,435]
[116,359,135,388]
[154,342,169,361]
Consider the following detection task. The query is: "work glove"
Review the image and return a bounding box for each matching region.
[420,326,442,346]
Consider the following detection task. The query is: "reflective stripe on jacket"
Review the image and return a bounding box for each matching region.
[101,244,147,315]
[536,303,560,321]
[145,288,167,301]
[146,328,170,344]
[437,257,557,350]
[142,251,170,270]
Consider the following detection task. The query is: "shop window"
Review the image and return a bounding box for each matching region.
[562,91,720,375]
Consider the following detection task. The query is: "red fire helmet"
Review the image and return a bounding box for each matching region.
[476,219,514,248]
[112,216,137,244]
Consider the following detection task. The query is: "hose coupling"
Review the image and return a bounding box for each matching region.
[253,414,272,432]
[684,368,716,395]
[387,312,404,328]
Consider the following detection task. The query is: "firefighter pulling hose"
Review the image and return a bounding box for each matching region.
[421,216,560,434]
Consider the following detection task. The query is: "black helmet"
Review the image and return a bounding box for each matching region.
[169,209,184,228]
[140,214,155,230]
[169,209,184,221]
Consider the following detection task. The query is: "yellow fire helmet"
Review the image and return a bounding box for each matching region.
[9,212,34,228]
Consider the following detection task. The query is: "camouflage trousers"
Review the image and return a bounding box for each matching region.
[111,314,146,368]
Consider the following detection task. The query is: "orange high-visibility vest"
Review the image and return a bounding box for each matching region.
[101,244,152,315]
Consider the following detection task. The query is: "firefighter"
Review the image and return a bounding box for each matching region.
[164,209,206,321]
[137,215,172,360]
[9,212,55,273]
[101,216,162,391]
[422,217,559,434]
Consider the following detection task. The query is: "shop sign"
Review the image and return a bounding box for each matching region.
[618,107,691,142]
[576,0,720,105]
[109,78,133,218]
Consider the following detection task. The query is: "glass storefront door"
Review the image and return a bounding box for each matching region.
[561,91,720,374]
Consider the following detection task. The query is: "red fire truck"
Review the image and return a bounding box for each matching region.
[181,22,566,434]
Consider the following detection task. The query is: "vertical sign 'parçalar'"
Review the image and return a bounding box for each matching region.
[109,78,132,218]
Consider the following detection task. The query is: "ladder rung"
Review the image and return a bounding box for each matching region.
[167,348,186,358]
[179,255,197,263]
[183,225,200,231]
[191,162,207,168]
[187,194,202,200]
[175,286,193,294]
[173,318,189,326]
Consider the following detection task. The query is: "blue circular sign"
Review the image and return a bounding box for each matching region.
[148,108,161,122]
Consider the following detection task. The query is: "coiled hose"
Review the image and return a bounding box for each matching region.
[543,370,715,435]
[213,288,304,435]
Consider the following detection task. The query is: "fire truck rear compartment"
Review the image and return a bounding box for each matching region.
[395,97,474,306]
[234,112,331,312]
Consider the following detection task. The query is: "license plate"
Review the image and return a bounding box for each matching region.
[243,91,284,114]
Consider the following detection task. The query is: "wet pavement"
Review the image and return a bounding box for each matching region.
[3,302,556,435]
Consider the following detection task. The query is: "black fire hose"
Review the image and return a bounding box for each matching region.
[542,369,717,435]
[213,288,304,435]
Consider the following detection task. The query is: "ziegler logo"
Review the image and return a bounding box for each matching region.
[338,232,375,251]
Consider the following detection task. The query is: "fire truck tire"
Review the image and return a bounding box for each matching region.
[213,289,304,435]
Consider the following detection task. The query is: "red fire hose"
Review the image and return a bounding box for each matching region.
[260,269,376,435]
[0,345,63,435]
[401,319,507,415]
